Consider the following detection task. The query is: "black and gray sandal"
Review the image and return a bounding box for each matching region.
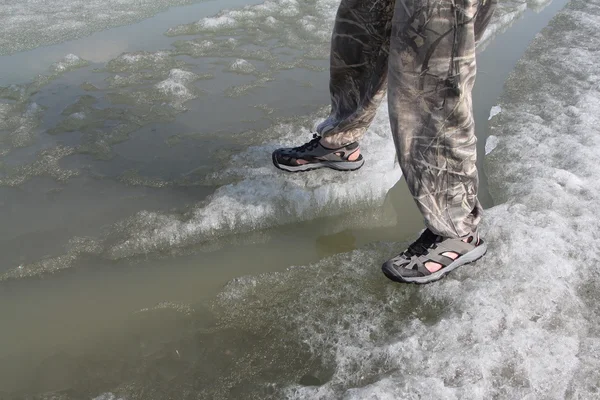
[272,134,364,173]
[382,228,487,284]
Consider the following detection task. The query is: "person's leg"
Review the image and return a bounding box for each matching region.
[389,0,491,238]
[382,0,496,284]
[317,0,395,148]
[272,0,395,172]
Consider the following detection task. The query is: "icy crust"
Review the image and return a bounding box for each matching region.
[0,0,555,182]
[226,58,258,75]
[166,0,339,59]
[481,2,600,394]
[0,53,202,185]
[0,0,201,55]
[0,237,102,281]
[0,54,88,159]
[216,239,582,399]
[0,0,559,275]
[95,0,557,261]
[167,0,552,59]
[485,134,499,154]
[0,103,399,279]
[155,68,203,104]
[135,301,195,316]
[105,107,400,260]
[80,216,583,400]
[0,196,397,283]
[84,0,558,260]
[50,53,90,73]
[0,146,79,187]
[105,51,184,73]
[104,53,204,108]
[98,2,600,397]
[93,1,600,398]
[0,101,43,156]
[93,394,124,400]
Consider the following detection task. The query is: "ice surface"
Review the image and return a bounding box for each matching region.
[478,1,528,48]
[105,51,183,73]
[0,54,88,157]
[0,0,202,55]
[6,0,599,397]
[0,236,102,281]
[485,135,499,155]
[168,0,552,58]
[0,0,559,275]
[155,68,202,104]
[106,107,401,260]
[97,0,556,260]
[50,53,89,73]
[489,105,502,120]
[311,1,600,397]
[0,146,79,187]
[92,394,124,400]
[226,58,257,74]
[156,4,600,395]
[0,101,43,156]
[135,301,195,316]
[96,0,600,397]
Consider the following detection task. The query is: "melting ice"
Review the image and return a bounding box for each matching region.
[3,0,598,398]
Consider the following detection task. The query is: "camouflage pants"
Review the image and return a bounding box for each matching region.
[318,0,497,238]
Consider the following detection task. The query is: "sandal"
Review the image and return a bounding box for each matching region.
[382,228,487,284]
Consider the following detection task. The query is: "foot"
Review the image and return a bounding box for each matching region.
[272,134,364,173]
[381,228,487,284]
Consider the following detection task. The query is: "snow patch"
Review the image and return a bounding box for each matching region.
[227,59,257,74]
[489,105,502,120]
[485,135,499,155]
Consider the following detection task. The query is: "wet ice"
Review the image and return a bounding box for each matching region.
[0,0,560,276]
[102,0,600,398]
[3,0,596,398]
[0,0,202,55]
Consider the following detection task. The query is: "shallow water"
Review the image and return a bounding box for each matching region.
[0,0,581,398]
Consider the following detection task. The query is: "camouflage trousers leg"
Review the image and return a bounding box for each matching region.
[317,0,395,147]
[320,0,496,238]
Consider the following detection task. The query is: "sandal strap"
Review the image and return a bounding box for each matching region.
[393,233,480,276]
[414,258,432,276]
[436,238,477,256]
[424,252,457,267]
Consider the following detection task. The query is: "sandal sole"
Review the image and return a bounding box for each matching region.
[382,241,488,285]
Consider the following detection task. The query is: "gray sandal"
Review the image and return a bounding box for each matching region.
[382,228,487,284]
[272,134,364,173]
